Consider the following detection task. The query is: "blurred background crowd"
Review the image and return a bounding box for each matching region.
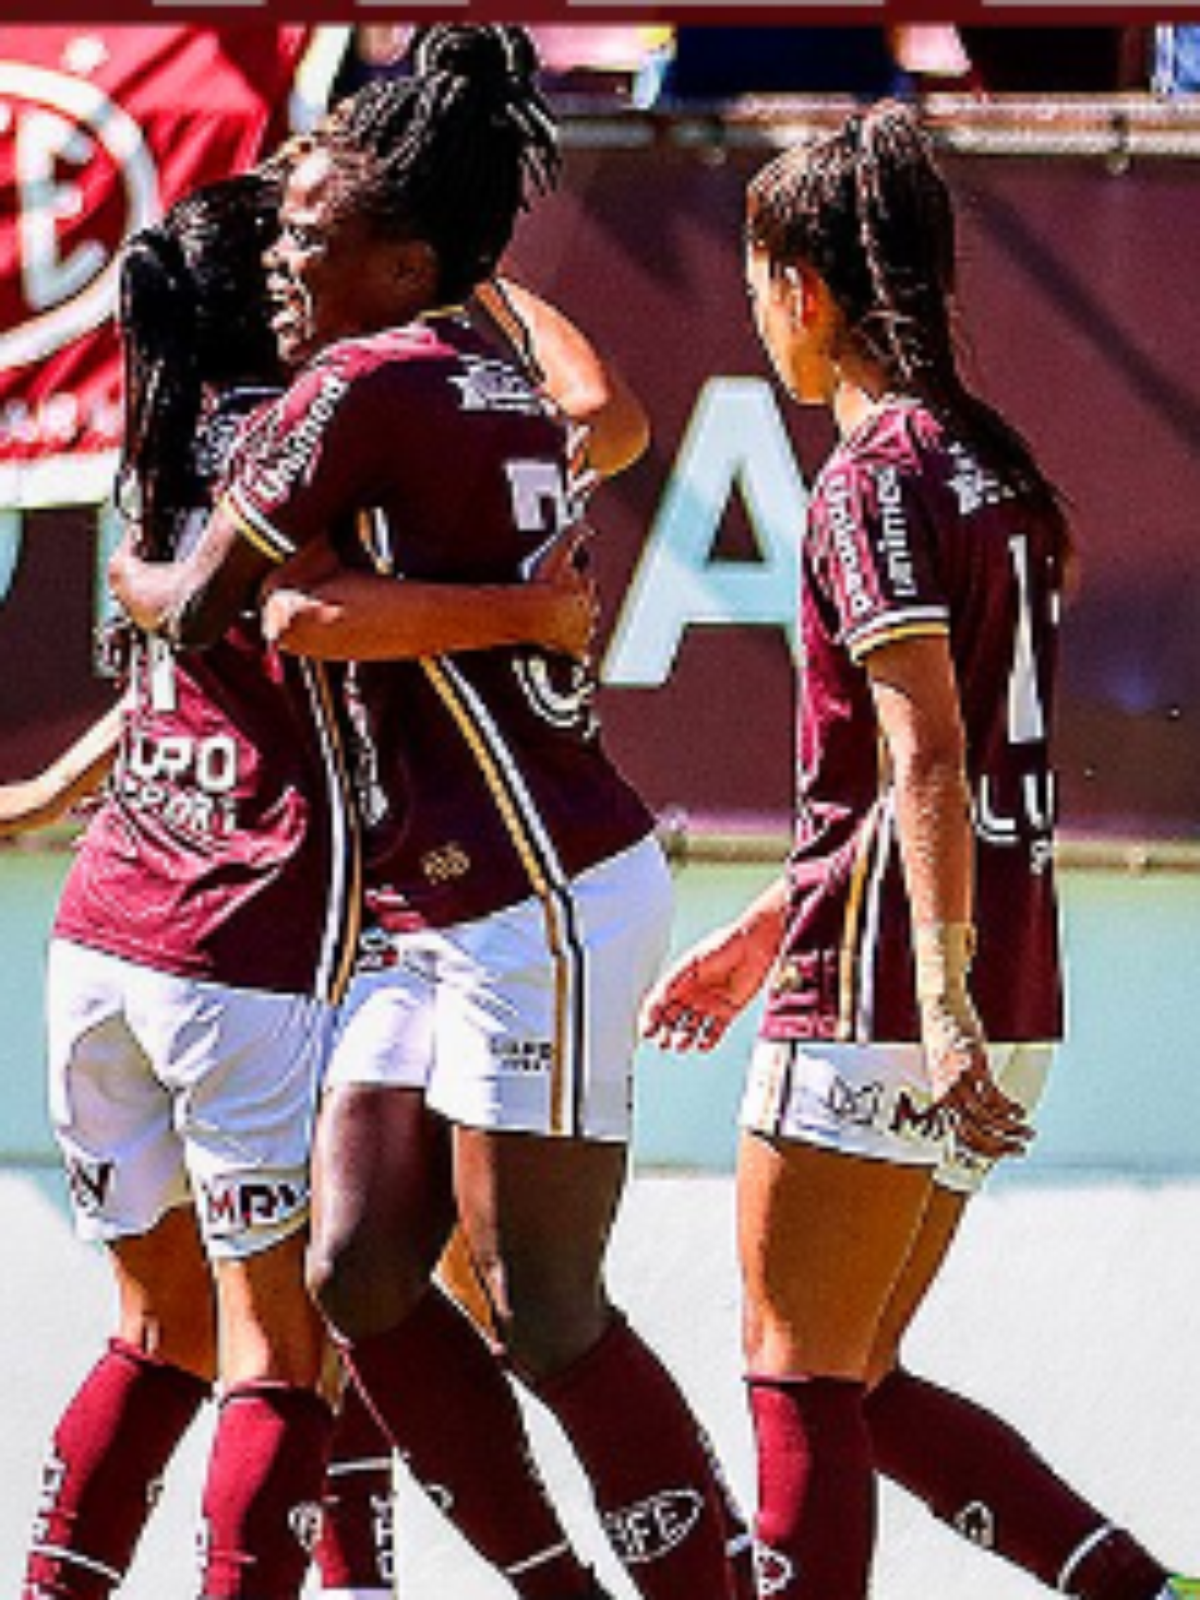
[321,24,1200,111]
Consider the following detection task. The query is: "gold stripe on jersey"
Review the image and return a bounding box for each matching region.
[847,614,949,663]
[419,656,585,1137]
[299,658,362,1007]
[835,799,889,1039]
[222,490,294,565]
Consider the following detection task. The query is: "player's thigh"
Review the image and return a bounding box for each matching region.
[214,1229,325,1388]
[865,1184,967,1388]
[309,1083,455,1296]
[738,1133,934,1380]
[454,1124,628,1371]
[109,1202,216,1379]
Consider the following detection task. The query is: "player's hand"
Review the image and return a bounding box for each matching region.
[641,923,774,1052]
[525,527,598,660]
[923,1018,1034,1161]
[261,585,321,647]
[913,921,1033,1161]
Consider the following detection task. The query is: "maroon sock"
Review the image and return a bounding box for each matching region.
[343,1289,590,1599]
[23,1337,208,1599]
[535,1315,740,1599]
[748,1374,874,1599]
[865,1369,1169,1600]
[200,1381,333,1600]
[312,1377,395,1594]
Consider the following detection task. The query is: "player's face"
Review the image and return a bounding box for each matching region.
[267,147,428,367]
[745,245,833,406]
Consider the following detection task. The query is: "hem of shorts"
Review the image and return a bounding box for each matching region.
[738,1115,940,1170]
[428,1102,630,1145]
[70,1201,310,1258]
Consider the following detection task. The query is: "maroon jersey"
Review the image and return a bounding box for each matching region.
[55,391,361,1001]
[763,399,1063,1045]
[224,316,653,929]
[55,628,360,1000]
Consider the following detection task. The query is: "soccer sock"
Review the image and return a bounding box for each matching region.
[313,1378,395,1598]
[748,1374,875,1599]
[199,1381,333,1600]
[342,1288,591,1599]
[534,1314,742,1599]
[23,1337,208,1600]
[865,1368,1170,1600]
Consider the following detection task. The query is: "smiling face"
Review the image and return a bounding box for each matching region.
[266,146,437,369]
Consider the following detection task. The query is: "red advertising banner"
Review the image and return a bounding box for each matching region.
[0,26,308,508]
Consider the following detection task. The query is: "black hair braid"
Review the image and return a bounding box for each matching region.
[320,25,558,305]
[853,106,957,393]
[116,172,282,563]
[116,231,202,561]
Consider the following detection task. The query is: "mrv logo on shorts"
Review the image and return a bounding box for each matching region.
[201,1173,306,1236]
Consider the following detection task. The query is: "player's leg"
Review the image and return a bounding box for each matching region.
[310,1227,521,1600]
[161,981,334,1600]
[445,841,750,1600]
[313,1371,396,1600]
[27,943,212,1600]
[24,1209,214,1600]
[309,979,597,1600]
[863,1058,1182,1600]
[456,1125,749,1600]
[740,1132,934,1599]
[200,1234,332,1600]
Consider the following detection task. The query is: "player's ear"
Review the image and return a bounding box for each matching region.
[393,238,440,305]
[782,262,826,330]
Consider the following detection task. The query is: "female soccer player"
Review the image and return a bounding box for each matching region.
[642,103,1198,1600]
[112,26,750,1600]
[28,167,593,1600]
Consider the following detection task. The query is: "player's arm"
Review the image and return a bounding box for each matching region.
[474,275,650,481]
[0,703,123,838]
[865,631,1031,1159]
[641,874,788,1052]
[108,505,275,651]
[262,529,596,662]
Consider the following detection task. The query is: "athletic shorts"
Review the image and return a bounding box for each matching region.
[741,1037,1053,1194]
[326,836,673,1142]
[46,939,334,1259]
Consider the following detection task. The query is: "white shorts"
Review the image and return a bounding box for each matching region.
[47,940,334,1259]
[326,836,673,1142]
[741,1036,1053,1194]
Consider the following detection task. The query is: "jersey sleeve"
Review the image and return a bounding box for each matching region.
[810,454,950,661]
[220,360,376,565]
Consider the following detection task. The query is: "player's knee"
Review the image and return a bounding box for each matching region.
[495,1275,612,1382]
[306,1230,425,1342]
[118,1307,218,1382]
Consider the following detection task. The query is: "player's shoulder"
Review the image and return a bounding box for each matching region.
[311,323,437,383]
[812,401,951,527]
[834,398,944,477]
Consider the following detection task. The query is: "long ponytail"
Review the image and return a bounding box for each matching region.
[747,102,1067,546]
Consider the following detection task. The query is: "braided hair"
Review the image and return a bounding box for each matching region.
[746,102,1066,544]
[116,170,282,560]
[315,25,559,307]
